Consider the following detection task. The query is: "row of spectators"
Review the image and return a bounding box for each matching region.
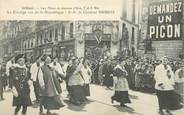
[91,56,184,94]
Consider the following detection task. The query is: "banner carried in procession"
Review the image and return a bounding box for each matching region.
[148,0,183,40]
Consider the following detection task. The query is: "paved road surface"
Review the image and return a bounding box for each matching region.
[0,84,183,115]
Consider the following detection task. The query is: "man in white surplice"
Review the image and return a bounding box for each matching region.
[30,56,43,102]
[154,56,176,115]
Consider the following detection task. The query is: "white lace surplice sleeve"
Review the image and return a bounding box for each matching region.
[38,68,45,88]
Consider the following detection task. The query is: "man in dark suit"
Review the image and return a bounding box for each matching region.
[102,58,113,89]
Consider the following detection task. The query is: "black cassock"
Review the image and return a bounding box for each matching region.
[124,64,135,89]
[102,63,113,87]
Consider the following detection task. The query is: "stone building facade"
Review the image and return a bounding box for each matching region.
[119,0,141,57]
[0,21,120,62]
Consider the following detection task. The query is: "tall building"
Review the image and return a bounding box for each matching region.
[0,21,37,59]
[119,0,142,57]
[0,1,142,61]
[0,21,119,62]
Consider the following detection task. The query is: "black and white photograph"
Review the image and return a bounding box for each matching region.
[0,0,184,115]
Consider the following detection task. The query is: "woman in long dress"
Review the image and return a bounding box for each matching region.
[37,55,64,114]
[12,54,32,115]
[111,58,131,107]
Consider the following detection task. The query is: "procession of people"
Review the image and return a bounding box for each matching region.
[0,53,184,115]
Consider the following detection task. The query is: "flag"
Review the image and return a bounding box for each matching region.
[94,30,103,44]
[94,35,102,44]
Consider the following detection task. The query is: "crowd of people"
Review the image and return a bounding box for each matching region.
[0,53,183,115]
[0,54,94,115]
[92,56,184,93]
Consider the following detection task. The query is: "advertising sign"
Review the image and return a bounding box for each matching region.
[148,0,183,40]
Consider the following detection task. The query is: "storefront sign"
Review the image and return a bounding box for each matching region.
[148,0,183,40]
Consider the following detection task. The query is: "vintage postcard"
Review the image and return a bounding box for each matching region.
[0,0,183,115]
